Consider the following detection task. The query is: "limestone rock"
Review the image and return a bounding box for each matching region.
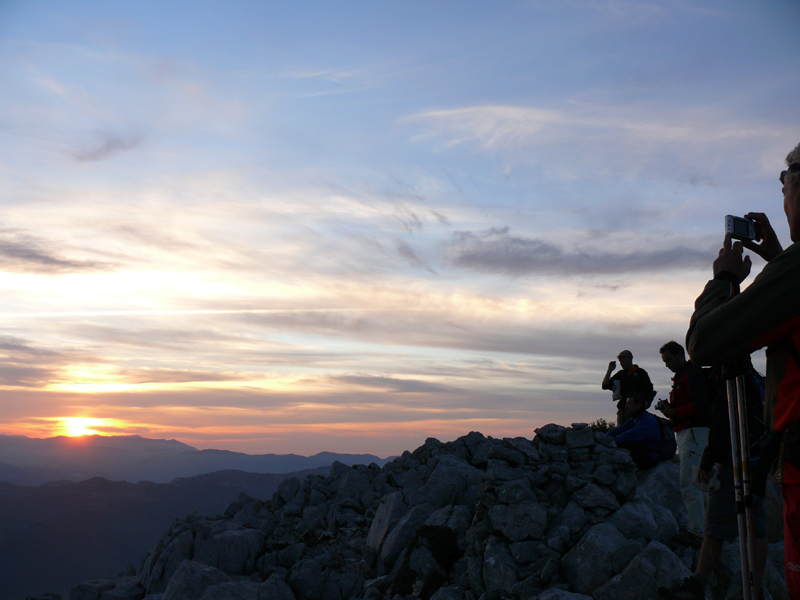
[561,523,627,595]
[488,502,547,542]
[161,560,230,600]
[199,581,261,600]
[257,574,296,600]
[607,500,658,542]
[367,491,407,554]
[592,541,691,600]
[193,528,265,575]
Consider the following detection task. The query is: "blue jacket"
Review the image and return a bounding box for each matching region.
[607,411,660,460]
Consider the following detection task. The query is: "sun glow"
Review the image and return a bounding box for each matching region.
[59,417,116,437]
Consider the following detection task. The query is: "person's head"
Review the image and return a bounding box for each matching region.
[617,350,634,370]
[625,394,647,418]
[660,340,686,374]
[782,142,800,242]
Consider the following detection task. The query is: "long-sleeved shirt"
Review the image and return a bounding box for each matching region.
[607,412,661,460]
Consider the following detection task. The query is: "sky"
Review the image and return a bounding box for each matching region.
[0,0,798,456]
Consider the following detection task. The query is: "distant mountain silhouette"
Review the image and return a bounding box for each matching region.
[0,466,336,600]
[0,434,391,485]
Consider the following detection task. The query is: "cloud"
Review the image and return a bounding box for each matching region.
[0,364,57,387]
[445,227,716,276]
[330,375,456,394]
[73,131,143,162]
[404,104,785,180]
[396,239,435,273]
[0,335,85,387]
[0,229,114,274]
[119,368,241,385]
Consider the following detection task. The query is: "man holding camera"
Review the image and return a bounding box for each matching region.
[602,350,655,426]
[657,340,709,548]
[685,143,800,597]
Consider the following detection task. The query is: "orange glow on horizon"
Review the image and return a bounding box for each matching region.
[47,417,131,437]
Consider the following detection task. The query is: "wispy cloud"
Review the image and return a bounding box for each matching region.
[445,227,716,276]
[73,131,143,161]
[330,375,456,394]
[0,229,114,274]
[404,104,786,179]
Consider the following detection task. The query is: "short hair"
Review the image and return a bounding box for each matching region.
[786,142,800,190]
[659,340,685,358]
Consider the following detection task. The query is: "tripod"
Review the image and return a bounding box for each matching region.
[724,367,760,600]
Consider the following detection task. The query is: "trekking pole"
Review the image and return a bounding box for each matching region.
[734,373,760,600]
[725,369,759,600]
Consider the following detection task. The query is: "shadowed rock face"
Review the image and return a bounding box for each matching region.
[60,426,787,600]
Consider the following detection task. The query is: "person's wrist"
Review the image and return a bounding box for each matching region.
[714,270,741,285]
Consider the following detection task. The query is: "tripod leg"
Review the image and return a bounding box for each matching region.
[727,378,753,600]
[735,374,760,600]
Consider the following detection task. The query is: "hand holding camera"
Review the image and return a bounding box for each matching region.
[741,212,783,262]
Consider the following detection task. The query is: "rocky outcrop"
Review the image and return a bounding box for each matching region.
[61,425,786,600]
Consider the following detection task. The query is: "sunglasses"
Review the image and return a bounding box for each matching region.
[780,162,800,185]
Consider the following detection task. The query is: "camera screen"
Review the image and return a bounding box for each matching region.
[732,218,751,236]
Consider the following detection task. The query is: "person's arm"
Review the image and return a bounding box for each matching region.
[687,240,800,366]
[601,361,616,390]
[612,414,659,446]
[607,418,633,438]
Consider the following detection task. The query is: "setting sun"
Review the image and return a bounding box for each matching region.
[59,418,112,437]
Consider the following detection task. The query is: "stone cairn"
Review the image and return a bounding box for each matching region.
[54,424,787,600]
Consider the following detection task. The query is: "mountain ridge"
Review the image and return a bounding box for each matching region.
[0,434,392,485]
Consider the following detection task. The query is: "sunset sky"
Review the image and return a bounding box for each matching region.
[0,1,798,455]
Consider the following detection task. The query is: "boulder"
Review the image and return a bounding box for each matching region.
[193,528,265,575]
[607,500,658,542]
[366,491,406,553]
[561,523,627,595]
[406,455,484,509]
[257,574,296,600]
[572,483,619,511]
[161,560,230,600]
[482,538,518,594]
[592,541,692,600]
[198,581,261,600]
[488,502,547,541]
[564,427,594,449]
[379,502,436,567]
[140,529,195,594]
[634,461,687,529]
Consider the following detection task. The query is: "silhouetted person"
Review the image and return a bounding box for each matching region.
[606,393,660,471]
[685,142,800,597]
[657,340,709,548]
[602,350,654,425]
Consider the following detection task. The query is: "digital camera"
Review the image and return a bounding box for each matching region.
[725,215,755,241]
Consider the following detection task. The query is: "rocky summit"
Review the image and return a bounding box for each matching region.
[42,425,787,600]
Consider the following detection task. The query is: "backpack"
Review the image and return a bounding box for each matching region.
[655,415,677,461]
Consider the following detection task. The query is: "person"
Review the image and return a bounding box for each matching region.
[658,363,769,600]
[685,143,800,597]
[657,340,710,547]
[606,393,661,471]
[602,350,655,425]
